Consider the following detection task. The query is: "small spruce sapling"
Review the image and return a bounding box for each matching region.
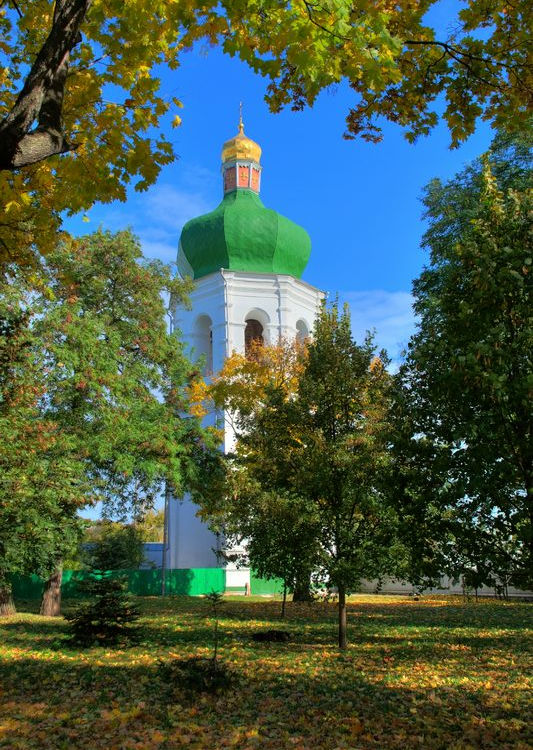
[66,572,140,646]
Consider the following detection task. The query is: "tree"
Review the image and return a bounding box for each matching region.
[294,304,399,646]
[84,521,145,571]
[136,509,165,543]
[1,1,530,267]
[37,229,216,519]
[195,339,319,602]
[0,229,218,615]
[202,306,399,647]
[396,131,532,591]
[0,273,86,615]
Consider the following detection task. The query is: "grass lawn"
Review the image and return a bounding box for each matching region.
[0,595,531,749]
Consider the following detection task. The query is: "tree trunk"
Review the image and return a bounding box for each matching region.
[292,575,313,602]
[338,584,347,649]
[40,567,62,616]
[0,585,16,616]
[281,582,287,618]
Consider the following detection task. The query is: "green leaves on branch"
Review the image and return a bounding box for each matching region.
[1,1,530,268]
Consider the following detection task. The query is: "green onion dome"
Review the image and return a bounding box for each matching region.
[177,118,311,280]
[177,188,311,280]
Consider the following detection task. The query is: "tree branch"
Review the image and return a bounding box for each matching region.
[0,0,92,171]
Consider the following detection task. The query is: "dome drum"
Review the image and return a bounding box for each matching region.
[223,161,261,194]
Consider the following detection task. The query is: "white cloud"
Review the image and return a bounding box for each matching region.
[76,170,217,266]
[340,289,417,363]
[135,183,213,263]
[144,183,212,233]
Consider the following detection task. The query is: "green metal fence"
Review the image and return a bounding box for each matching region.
[10,568,286,600]
[10,568,226,600]
[250,573,284,595]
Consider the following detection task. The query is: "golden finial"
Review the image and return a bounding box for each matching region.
[221,104,262,164]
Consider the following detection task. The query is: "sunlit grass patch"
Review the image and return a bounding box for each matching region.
[1,595,531,749]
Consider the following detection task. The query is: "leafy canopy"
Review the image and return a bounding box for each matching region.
[395,130,533,590]
[200,304,401,645]
[1,0,531,268]
[0,229,218,602]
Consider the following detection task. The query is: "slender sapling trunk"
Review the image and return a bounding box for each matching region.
[338,584,347,649]
[281,582,287,618]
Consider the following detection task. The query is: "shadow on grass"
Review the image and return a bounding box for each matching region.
[0,651,529,750]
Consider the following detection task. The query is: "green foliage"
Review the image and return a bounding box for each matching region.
[135,509,165,543]
[65,573,140,646]
[84,521,145,571]
[294,304,400,598]
[0,229,217,608]
[1,1,530,268]
[394,130,533,591]
[0,272,85,604]
[35,229,215,518]
[204,304,401,645]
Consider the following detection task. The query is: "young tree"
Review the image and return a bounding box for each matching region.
[294,304,399,647]
[1,1,530,267]
[83,521,146,571]
[397,131,532,590]
[202,306,399,647]
[196,340,319,601]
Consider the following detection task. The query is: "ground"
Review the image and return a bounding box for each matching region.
[0,595,531,749]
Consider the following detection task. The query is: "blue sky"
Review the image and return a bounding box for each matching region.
[66,33,494,363]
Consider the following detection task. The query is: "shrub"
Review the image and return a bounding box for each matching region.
[65,573,140,646]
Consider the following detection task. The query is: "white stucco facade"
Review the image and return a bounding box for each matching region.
[167,269,324,584]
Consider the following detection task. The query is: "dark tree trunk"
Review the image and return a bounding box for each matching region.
[281,582,287,618]
[40,567,62,616]
[292,575,313,602]
[0,585,16,616]
[0,0,91,170]
[338,584,347,649]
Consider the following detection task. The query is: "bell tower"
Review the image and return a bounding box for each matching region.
[168,117,323,589]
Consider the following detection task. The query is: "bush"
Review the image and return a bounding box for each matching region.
[65,573,140,646]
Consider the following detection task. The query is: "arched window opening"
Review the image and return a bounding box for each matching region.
[245,318,264,357]
[296,319,310,343]
[193,314,213,374]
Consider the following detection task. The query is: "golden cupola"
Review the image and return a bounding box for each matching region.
[221,115,262,165]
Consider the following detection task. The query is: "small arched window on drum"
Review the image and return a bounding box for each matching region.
[296,319,309,344]
[245,318,264,357]
[193,314,213,374]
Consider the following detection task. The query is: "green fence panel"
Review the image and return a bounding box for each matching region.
[167,568,225,596]
[250,572,284,595]
[10,568,226,600]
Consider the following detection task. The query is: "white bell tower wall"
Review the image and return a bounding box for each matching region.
[167,270,324,575]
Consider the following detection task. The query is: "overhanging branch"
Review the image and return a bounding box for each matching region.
[0,0,92,171]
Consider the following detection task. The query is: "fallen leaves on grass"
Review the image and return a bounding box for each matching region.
[0,596,531,749]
